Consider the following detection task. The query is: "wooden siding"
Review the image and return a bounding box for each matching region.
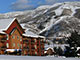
[0,34,7,54]
[23,37,44,56]
[9,28,22,49]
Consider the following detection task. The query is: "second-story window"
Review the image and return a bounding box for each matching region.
[17,43,20,47]
[20,37,22,41]
[6,34,9,40]
[12,35,15,39]
[13,43,15,47]
[17,36,19,40]
[21,44,22,48]
[34,45,37,49]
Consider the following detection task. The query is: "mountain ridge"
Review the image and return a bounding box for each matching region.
[0,2,80,40]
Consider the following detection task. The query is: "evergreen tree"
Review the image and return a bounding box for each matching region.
[67,31,80,47]
[65,31,80,57]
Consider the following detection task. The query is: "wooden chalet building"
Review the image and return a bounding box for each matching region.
[0,18,45,56]
[0,18,24,54]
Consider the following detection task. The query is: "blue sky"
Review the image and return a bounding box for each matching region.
[0,0,80,13]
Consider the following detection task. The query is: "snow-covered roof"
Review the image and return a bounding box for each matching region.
[0,18,16,33]
[23,29,45,38]
[20,23,45,38]
[20,24,26,29]
[54,37,64,39]
[0,29,6,34]
[77,47,80,51]
[46,47,54,50]
[45,40,54,51]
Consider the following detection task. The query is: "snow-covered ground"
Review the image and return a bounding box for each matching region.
[0,55,79,60]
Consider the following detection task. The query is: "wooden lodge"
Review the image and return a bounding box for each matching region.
[21,27,45,56]
[22,31,45,56]
[0,18,45,56]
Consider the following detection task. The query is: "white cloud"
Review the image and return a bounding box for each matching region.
[45,0,78,4]
[45,0,59,4]
[11,0,34,11]
[15,0,29,4]
[10,0,77,11]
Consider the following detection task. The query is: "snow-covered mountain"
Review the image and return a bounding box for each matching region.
[0,2,80,40]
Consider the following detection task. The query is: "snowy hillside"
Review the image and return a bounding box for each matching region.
[0,2,80,40]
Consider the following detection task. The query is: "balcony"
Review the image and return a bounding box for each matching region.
[23,46,29,49]
[27,52,31,56]
[37,44,39,46]
[23,40,29,44]
[40,42,44,45]
[0,37,7,42]
[31,40,35,44]
[37,49,39,52]
[23,47,29,51]
[40,40,45,43]
[31,47,35,50]
[0,46,6,50]
[23,38,30,40]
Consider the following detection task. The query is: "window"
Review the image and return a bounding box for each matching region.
[12,35,15,39]
[20,37,22,41]
[13,43,15,47]
[17,36,19,40]
[34,39,37,42]
[21,44,22,48]
[35,51,37,55]
[34,45,37,49]
[6,43,9,48]
[17,43,20,47]
[7,34,9,40]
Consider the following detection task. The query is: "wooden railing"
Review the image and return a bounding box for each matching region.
[31,40,35,44]
[0,37,7,42]
[0,46,6,50]
[31,47,35,50]
[23,46,29,49]
[23,40,29,44]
